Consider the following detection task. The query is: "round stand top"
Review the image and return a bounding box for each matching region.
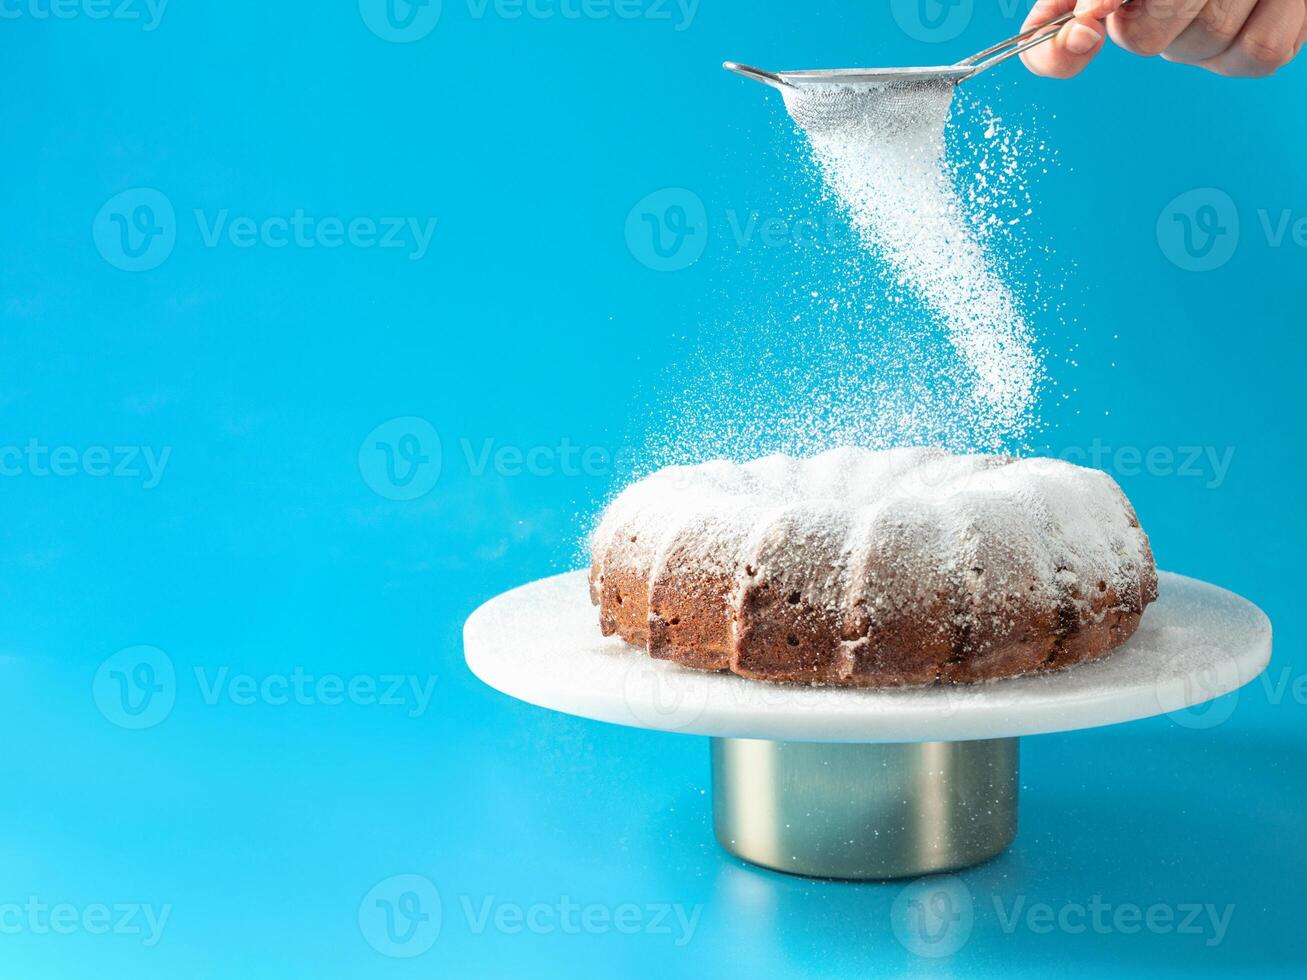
[463,570,1271,743]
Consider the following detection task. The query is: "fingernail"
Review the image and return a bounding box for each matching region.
[1073,0,1103,16]
[1065,22,1103,55]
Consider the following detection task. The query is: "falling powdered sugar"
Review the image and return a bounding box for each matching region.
[626,80,1055,497]
[781,79,1042,451]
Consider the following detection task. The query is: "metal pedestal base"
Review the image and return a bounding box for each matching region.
[711,737,1019,880]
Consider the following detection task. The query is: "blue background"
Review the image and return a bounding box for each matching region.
[2,0,1303,976]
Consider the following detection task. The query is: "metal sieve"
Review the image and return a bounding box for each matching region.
[724,6,1095,132]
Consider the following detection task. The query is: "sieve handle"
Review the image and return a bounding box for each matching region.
[722,62,794,91]
[957,1,1132,79]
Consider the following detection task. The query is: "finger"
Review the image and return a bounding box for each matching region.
[1202,0,1305,74]
[1074,0,1128,16]
[1163,0,1260,64]
[1020,0,1110,77]
[1296,0,1307,54]
[1107,0,1210,57]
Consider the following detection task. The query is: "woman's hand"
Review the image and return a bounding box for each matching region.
[1019,0,1306,78]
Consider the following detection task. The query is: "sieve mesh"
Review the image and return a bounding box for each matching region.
[780,78,958,136]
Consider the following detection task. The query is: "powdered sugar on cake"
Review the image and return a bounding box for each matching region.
[590,448,1157,687]
[596,447,1147,610]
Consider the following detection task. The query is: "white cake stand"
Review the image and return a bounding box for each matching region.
[465,570,1271,879]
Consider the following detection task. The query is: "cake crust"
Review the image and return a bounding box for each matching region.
[590,448,1158,688]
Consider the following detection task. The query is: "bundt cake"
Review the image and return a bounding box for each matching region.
[589,447,1158,687]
